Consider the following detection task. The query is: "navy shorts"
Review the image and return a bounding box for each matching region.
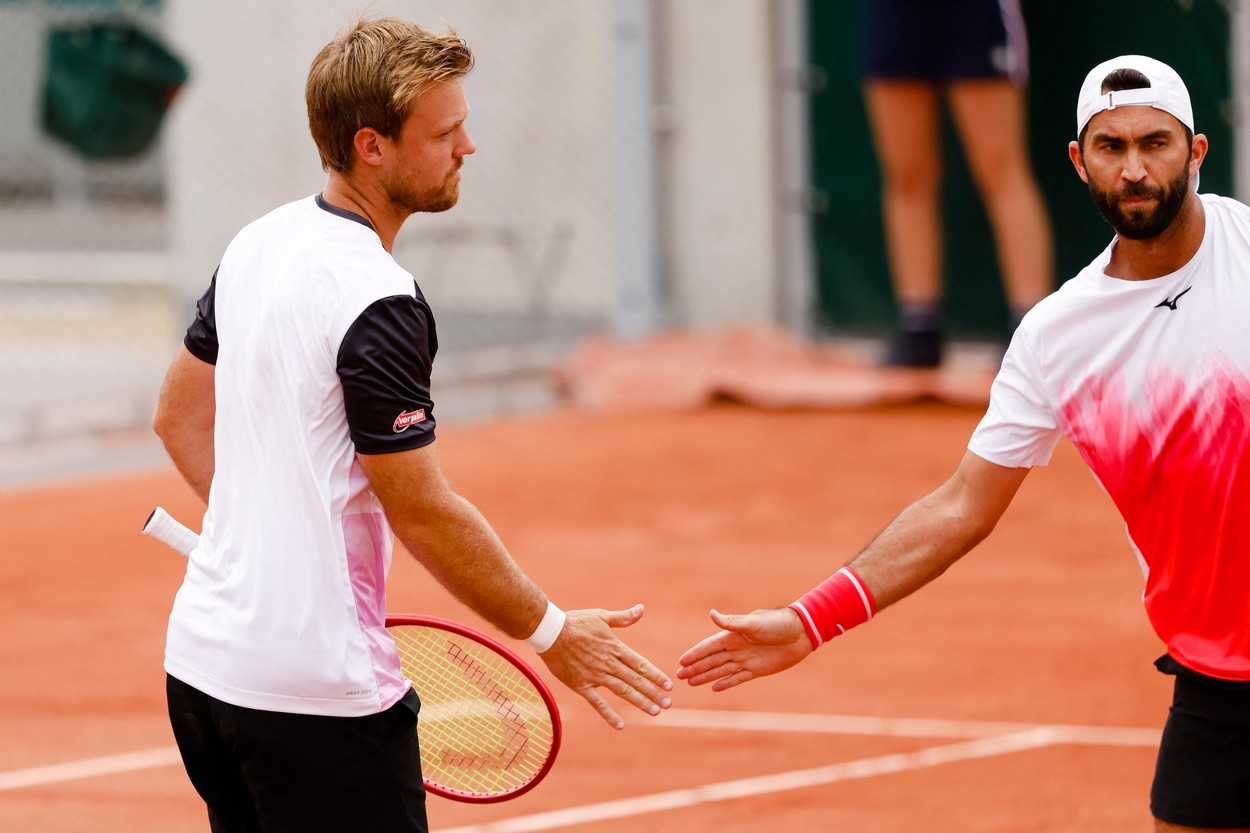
[167,674,428,833]
[1150,655,1250,828]
[861,0,1029,83]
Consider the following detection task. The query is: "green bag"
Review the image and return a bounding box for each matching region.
[41,20,189,160]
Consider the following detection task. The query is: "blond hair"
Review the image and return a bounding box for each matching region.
[306,17,473,173]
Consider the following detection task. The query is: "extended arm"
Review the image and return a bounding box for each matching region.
[848,450,1029,608]
[357,443,672,728]
[677,451,1030,690]
[152,346,216,503]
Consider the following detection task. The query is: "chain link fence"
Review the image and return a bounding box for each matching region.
[0,0,652,452]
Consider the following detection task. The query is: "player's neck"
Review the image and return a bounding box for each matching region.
[320,174,406,252]
[1105,193,1205,281]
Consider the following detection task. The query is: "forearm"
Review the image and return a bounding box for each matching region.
[392,493,547,640]
[361,445,670,727]
[160,433,215,504]
[847,486,996,611]
[680,454,1026,690]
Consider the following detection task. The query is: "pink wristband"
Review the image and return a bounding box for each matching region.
[788,567,876,649]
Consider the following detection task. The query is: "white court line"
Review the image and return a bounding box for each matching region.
[437,727,1065,833]
[0,709,1158,794]
[0,747,183,791]
[653,708,1161,747]
[653,708,1037,739]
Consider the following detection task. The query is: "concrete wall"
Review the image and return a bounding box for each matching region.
[162,0,791,332]
[656,0,781,330]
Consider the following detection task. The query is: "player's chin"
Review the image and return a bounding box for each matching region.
[408,186,460,215]
[423,193,459,213]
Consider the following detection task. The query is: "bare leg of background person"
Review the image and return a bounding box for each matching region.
[946,79,1053,341]
[864,80,945,367]
[1155,822,1250,833]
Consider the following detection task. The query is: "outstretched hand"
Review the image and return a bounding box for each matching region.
[676,607,813,691]
[538,604,673,730]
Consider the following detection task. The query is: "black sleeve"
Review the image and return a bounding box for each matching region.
[337,294,439,454]
[183,268,219,365]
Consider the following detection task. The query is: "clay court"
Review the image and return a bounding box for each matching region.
[0,399,1170,832]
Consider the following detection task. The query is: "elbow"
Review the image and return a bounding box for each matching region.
[390,491,470,554]
[152,405,170,445]
[152,400,211,459]
[968,515,1000,548]
[152,400,184,447]
[950,509,999,558]
[152,407,169,443]
[923,508,997,581]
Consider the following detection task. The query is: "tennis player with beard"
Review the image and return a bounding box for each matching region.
[678,55,1250,832]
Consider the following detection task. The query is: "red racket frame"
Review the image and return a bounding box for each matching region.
[386,614,563,803]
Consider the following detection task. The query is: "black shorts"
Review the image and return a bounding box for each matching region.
[1151,654,1250,828]
[166,674,427,833]
[861,0,1029,83]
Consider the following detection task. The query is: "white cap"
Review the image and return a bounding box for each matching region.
[1075,55,1194,138]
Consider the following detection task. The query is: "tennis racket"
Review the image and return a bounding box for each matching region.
[142,507,562,803]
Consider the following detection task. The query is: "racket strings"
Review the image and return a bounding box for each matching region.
[390,625,555,798]
[443,643,531,770]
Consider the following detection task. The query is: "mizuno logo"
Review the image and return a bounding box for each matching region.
[393,409,426,433]
[1154,286,1192,311]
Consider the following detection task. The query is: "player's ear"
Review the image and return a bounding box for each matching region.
[1068,140,1089,184]
[1189,133,1208,177]
[352,127,386,168]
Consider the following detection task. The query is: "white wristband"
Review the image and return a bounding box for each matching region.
[526,600,566,653]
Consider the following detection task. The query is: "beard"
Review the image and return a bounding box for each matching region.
[387,163,462,215]
[1088,160,1190,240]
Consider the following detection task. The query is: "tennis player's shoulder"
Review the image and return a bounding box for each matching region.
[1008,246,1110,349]
[218,197,296,257]
[1045,245,1111,305]
[1202,191,1250,224]
[290,197,415,293]
[235,195,318,235]
[1187,192,1250,256]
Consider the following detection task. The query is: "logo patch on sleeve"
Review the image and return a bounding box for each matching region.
[393,409,426,433]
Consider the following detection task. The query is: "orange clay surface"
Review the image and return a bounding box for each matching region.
[0,403,1169,832]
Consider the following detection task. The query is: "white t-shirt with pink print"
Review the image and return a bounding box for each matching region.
[166,195,438,716]
[970,192,1250,681]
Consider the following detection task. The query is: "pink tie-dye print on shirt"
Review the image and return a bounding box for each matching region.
[342,462,407,708]
[1059,357,1250,679]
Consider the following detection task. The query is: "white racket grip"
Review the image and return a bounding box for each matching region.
[143,507,200,557]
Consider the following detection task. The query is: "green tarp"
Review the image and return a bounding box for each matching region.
[42,19,188,159]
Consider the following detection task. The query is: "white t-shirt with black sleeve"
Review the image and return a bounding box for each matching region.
[165,194,438,716]
[969,193,1250,681]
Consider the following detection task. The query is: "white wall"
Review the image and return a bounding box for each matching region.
[163,0,791,331]
[164,0,623,321]
[164,0,338,291]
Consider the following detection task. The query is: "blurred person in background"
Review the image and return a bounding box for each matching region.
[153,17,670,833]
[863,0,1053,367]
[679,55,1250,833]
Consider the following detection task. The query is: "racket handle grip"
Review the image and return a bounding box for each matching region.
[143,507,200,557]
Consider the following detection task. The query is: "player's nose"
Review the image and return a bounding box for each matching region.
[1120,148,1147,182]
[457,128,476,158]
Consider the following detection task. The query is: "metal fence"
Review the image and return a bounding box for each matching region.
[0,0,656,448]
